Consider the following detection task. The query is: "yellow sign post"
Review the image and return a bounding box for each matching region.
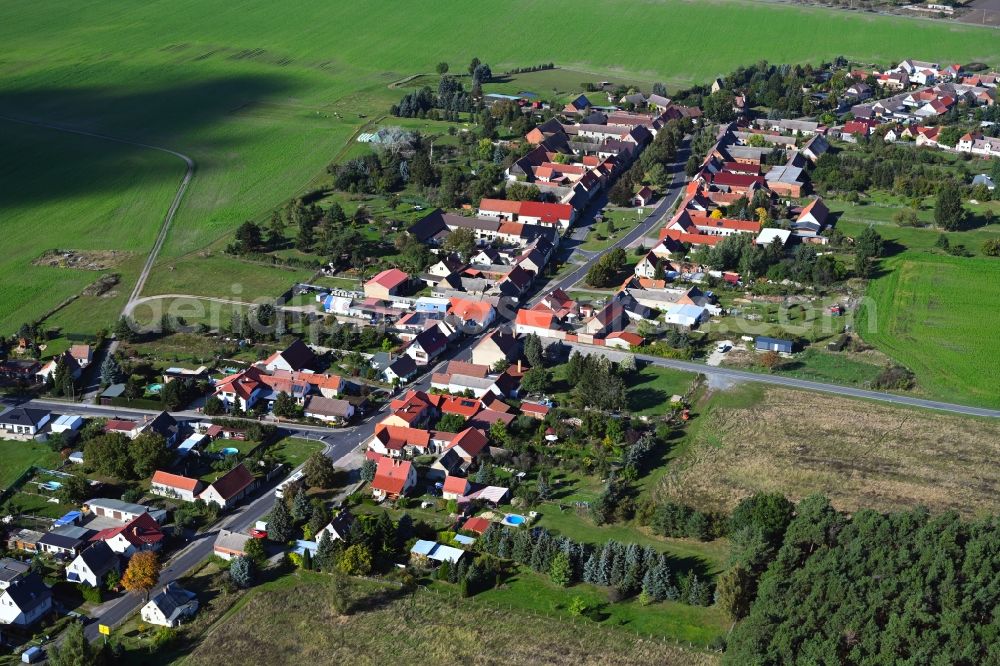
[98,624,111,636]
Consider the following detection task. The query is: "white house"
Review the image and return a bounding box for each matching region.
[663,303,708,329]
[140,584,198,628]
[316,511,353,542]
[0,408,50,440]
[150,471,204,502]
[262,339,315,373]
[302,396,355,424]
[65,542,119,588]
[0,574,52,626]
[212,530,251,561]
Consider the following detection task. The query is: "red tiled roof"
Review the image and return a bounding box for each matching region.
[367,268,409,290]
[374,423,432,451]
[92,512,164,548]
[151,470,201,492]
[448,427,489,458]
[607,331,644,346]
[105,419,136,433]
[461,516,491,534]
[442,475,470,495]
[448,298,494,324]
[520,402,550,416]
[478,198,521,215]
[205,464,254,501]
[517,201,573,223]
[434,395,483,418]
[372,457,413,495]
[515,309,556,329]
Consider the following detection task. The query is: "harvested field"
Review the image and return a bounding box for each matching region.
[658,386,1000,516]
[184,572,716,666]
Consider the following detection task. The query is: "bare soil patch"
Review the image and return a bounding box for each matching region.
[33,249,130,271]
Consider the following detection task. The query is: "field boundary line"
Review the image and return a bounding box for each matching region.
[0,115,195,315]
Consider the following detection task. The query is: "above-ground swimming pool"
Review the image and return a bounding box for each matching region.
[220,447,239,456]
[502,514,526,526]
[39,481,63,491]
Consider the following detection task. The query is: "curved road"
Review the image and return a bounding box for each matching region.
[0,115,195,316]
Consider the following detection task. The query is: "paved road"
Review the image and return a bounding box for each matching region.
[564,342,1000,419]
[51,336,485,642]
[528,141,690,303]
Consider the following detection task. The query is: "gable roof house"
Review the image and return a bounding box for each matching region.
[371,457,417,501]
[471,330,521,369]
[214,366,268,412]
[199,463,256,509]
[317,511,354,542]
[364,268,410,300]
[36,351,82,383]
[0,574,52,627]
[91,512,165,556]
[212,530,251,561]
[262,339,315,373]
[0,407,50,440]
[382,355,418,384]
[442,474,472,500]
[447,298,497,333]
[795,198,831,234]
[0,559,29,590]
[447,427,490,462]
[151,471,204,502]
[141,584,198,628]
[367,424,434,458]
[66,542,120,588]
[303,396,355,424]
[405,324,449,365]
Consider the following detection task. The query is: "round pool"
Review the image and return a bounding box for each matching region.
[502,514,526,526]
[220,447,239,456]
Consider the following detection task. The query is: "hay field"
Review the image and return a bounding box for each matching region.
[658,386,1000,515]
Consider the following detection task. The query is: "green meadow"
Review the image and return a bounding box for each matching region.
[1,0,998,340]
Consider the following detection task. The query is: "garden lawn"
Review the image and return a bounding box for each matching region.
[268,437,325,468]
[0,439,60,488]
[627,365,696,416]
[1,0,997,334]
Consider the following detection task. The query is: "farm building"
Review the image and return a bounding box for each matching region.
[755,336,794,354]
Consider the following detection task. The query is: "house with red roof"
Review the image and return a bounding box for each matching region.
[660,209,761,247]
[447,427,490,462]
[364,268,410,300]
[91,512,164,556]
[514,308,560,337]
[519,401,550,420]
[461,516,492,535]
[385,389,437,428]
[433,395,485,419]
[371,458,417,501]
[368,423,443,458]
[150,471,204,502]
[198,463,256,509]
[441,475,472,500]
[447,297,496,332]
[605,331,644,350]
[795,198,830,233]
[477,199,575,231]
[213,366,267,412]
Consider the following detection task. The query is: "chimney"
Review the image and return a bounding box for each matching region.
[517,359,522,372]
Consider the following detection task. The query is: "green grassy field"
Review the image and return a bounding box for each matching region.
[1,0,997,336]
[857,253,1000,408]
[182,571,720,665]
[0,123,181,334]
[0,440,60,488]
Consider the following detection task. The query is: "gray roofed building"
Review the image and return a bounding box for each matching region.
[85,498,168,524]
[0,573,52,626]
[141,583,198,628]
[0,558,29,589]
